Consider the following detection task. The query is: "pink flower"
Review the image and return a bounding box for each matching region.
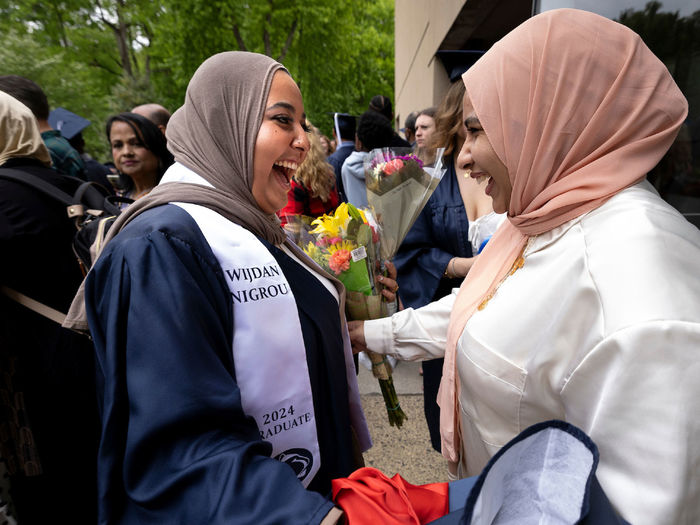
[328,249,351,275]
[382,158,404,175]
[319,236,341,247]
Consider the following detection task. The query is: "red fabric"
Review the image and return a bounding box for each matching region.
[332,467,449,524]
[278,179,339,226]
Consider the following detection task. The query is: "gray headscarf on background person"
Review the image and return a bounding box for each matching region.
[64,51,344,331]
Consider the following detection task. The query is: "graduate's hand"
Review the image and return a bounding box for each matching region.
[347,320,367,354]
[377,260,399,302]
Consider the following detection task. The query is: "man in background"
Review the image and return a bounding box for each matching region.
[132,103,171,134]
[0,75,85,179]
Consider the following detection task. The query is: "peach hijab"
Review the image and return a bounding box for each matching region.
[438,9,688,463]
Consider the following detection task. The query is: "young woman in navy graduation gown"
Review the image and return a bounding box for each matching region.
[66,52,396,524]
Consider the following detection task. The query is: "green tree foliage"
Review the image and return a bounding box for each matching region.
[1,0,395,160]
[150,0,394,135]
[0,0,162,159]
[0,26,114,159]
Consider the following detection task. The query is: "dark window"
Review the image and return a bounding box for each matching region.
[535,0,700,226]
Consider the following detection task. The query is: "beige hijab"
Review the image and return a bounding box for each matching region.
[0,90,52,167]
[438,9,688,463]
[65,51,345,330]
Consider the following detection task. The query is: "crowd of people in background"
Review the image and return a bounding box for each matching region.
[1,8,699,524]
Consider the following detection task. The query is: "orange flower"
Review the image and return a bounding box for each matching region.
[328,249,351,275]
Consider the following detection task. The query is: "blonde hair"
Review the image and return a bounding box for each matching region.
[294,124,335,202]
[430,81,466,157]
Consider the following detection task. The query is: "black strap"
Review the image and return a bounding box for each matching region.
[0,167,123,218]
[0,167,76,207]
[75,180,117,212]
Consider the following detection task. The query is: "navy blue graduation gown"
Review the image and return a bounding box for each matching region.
[85,204,355,524]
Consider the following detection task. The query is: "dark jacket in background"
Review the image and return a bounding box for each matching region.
[0,158,98,524]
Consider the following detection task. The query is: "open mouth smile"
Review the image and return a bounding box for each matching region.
[273,160,298,186]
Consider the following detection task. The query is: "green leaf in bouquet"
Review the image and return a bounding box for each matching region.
[336,258,373,296]
[346,218,361,239]
[356,223,373,247]
[347,202,364,222]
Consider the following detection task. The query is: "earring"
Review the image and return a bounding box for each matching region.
[463,168,472,179]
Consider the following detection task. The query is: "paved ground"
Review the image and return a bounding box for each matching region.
[356,358,447,485]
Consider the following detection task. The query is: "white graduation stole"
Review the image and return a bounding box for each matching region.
[173,201,321,487]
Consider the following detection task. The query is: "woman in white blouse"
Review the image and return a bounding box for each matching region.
[350,9,699,525]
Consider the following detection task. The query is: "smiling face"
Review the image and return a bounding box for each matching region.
[457,92,511,214]
[109,120,160,183]
[414,114,435,148]
[252,71,310,214]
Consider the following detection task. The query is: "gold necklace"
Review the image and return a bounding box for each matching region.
[477,237,531,311]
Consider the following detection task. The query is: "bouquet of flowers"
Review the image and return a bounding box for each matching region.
[365,147,446,261]
[287,150,446,428]
[300,203,407,428]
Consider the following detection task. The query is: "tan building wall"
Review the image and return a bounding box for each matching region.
[394,0,534,135]
[394,0,467,132]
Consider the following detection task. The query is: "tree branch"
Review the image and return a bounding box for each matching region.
[232,22,247,50]
[127,25,139,75]
[263,2,273,57]
[90,58,121,76]
[114,0,133,77]
[144,54,151,81]
[49,0,69,48]
[93,0,118,32]
[277,17,298,62]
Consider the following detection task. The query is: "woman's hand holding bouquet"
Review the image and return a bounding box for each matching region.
[300,203,407,427]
